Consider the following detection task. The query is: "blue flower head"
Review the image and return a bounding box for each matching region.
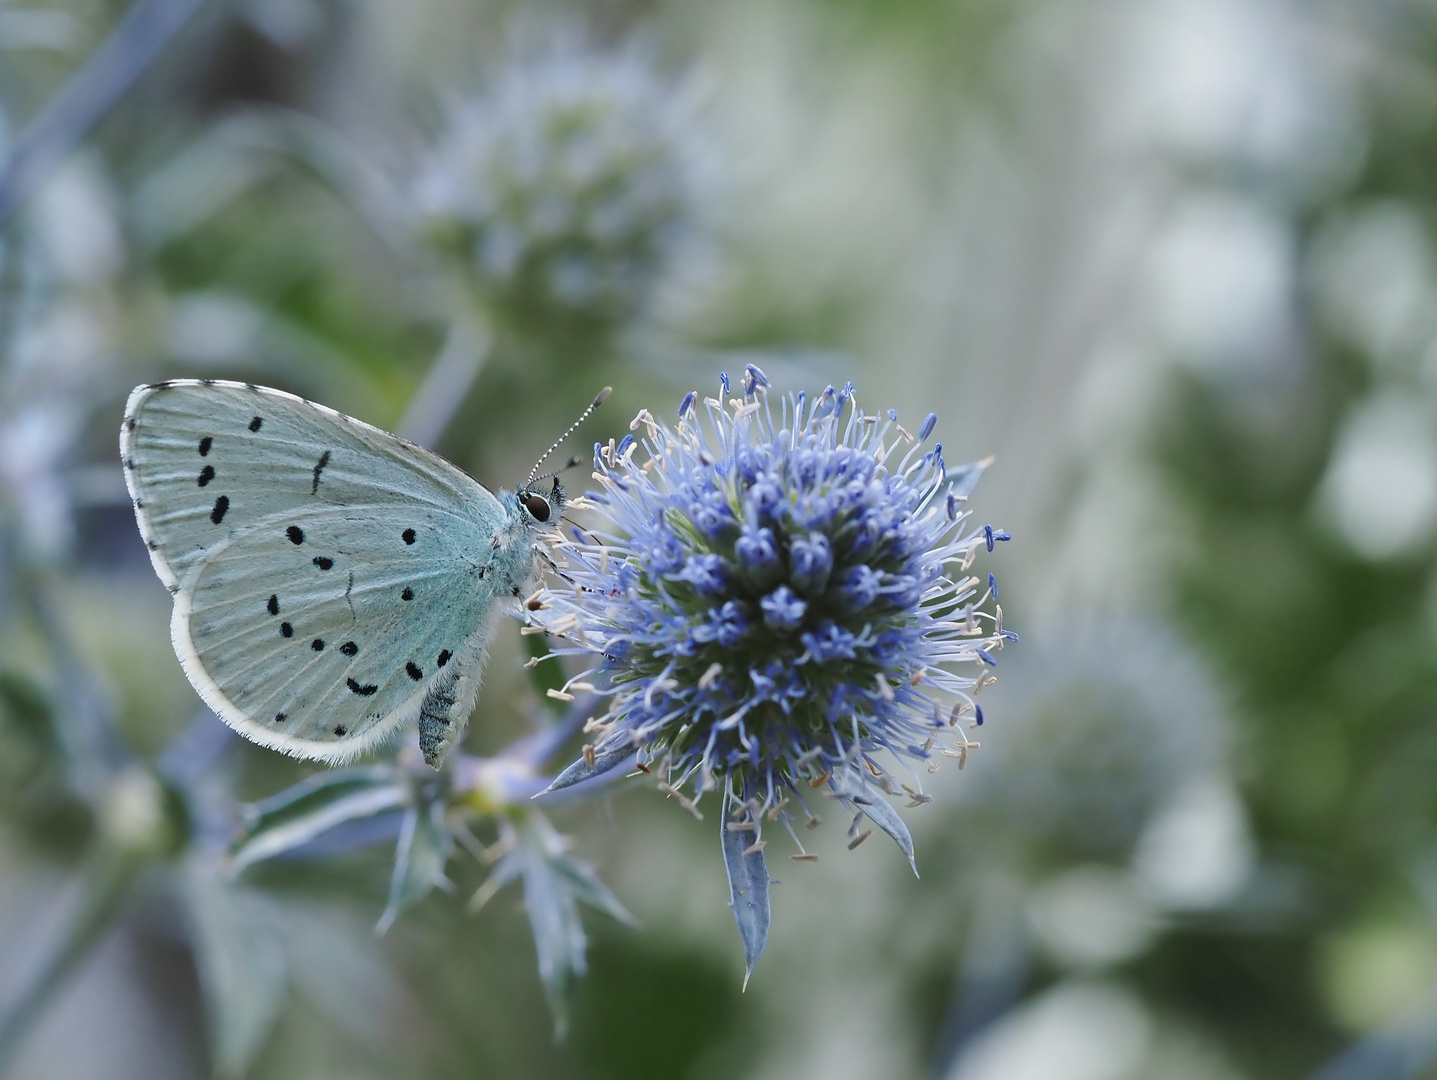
[531,366,1013,978]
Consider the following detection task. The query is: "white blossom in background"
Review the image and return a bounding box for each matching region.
[1317,391,1437,561]
[947,982,1153,1080]
[1146,194,1296,378]
[946,979,1247,1080]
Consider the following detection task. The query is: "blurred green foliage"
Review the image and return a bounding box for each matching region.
[6,0,1437,1079]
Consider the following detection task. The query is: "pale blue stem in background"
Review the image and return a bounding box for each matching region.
[396,320,491,450]
[0,0,210,226]
[928,875,1033,1079]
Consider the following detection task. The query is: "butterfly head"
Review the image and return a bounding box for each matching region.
[518,476,565,527]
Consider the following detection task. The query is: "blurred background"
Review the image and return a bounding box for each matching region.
[0,0,1433,1077]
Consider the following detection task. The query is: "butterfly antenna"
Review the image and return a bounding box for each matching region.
[526,387,612,486]
[536,455,585,485]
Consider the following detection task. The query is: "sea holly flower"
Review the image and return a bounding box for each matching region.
[528,365,1014,979]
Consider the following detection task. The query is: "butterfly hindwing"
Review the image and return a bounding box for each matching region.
[121,380,524,765]
[175,504,498,762]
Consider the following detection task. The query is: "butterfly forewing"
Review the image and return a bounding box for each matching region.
[122,380,520,765]
[121,380,497,590]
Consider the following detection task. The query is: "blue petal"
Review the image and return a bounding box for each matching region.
[721,792,771,987]
[945,458,991,500]
[829,767,918,875]
[543,733,638,793]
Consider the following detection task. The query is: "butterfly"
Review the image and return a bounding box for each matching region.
[120,379,607,770]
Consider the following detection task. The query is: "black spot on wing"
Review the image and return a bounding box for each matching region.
[406,662,423,681]
[198,436,212,456]
[267,594,279,616]
[401,588,414,601]
[402,529,416,545]
[248,416,263,432]
[152,380,174,389]
[346,679,377,697]
[313,556,333,570]
[274,712,286,724]
[197,465,215,487]
[280,622,293,638]
[437,649,451,667]
[340,641,358,656]
[312,639,324,651]
[124,416,135,432]
[311,450,330,494]
[201,378,216,387]
[211,496,229,524]
[286,525,304,545]
[147,539,159,551]
[334,724,348,736]
[125,457,135,469]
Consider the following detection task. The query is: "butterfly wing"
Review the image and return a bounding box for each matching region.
[121,379,487,590]
[122,380,518,765]
[176,503,497,763]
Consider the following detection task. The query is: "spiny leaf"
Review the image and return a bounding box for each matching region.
[720,790,770,988]
[542,731,636,794]
[829,766,918,875]
[231,769,408,873]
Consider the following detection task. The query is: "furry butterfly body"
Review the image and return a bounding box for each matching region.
[120,380,566,769]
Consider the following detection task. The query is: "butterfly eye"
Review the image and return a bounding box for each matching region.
[522,492,551,522]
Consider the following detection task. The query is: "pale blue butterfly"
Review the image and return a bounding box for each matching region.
[120,380,608,769]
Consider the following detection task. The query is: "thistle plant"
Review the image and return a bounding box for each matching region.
[528,365,1014,978]
[228,699,633,1034]
[412,39,707,343]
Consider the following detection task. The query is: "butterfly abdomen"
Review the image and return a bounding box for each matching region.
[418,669,461,767]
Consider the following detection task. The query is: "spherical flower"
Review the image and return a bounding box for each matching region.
[413,39,709,340]
[529,365,1014,976]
